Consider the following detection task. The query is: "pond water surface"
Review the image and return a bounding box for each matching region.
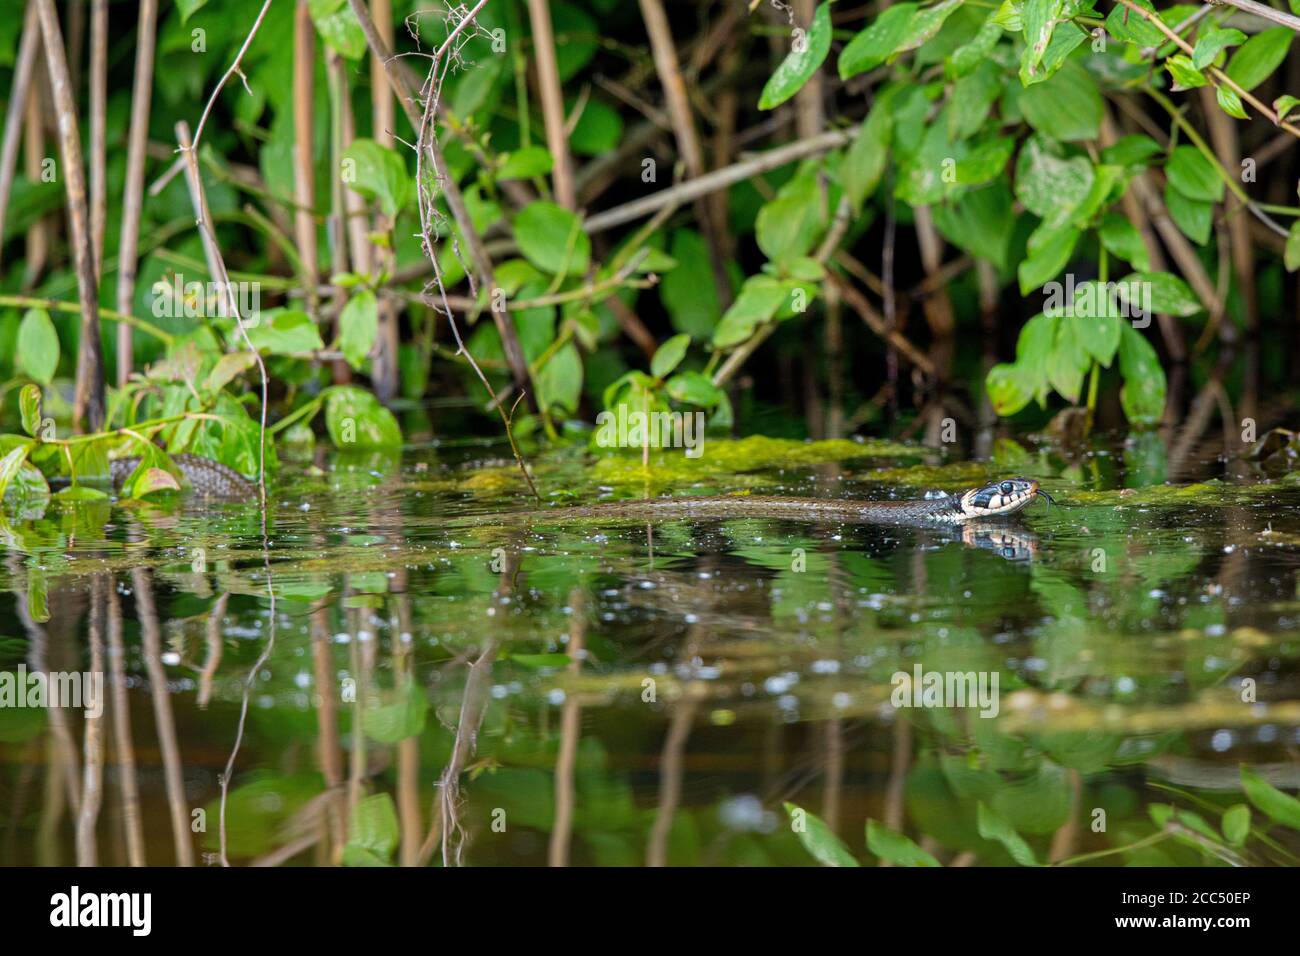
[3,434,1299,866]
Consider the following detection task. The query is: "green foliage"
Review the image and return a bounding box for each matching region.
[784,803,860,866]
[759,2,832,109]
[342,139,412,218]
[1225,28,1293,92]
[16,309,58,385]
[2,0,1299,497]
[514,202,591,277]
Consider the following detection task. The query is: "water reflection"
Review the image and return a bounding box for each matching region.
[2,440,1300,867]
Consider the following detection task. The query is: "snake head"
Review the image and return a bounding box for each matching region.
[958,478,1049,518]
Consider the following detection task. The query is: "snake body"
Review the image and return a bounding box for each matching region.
[460,478,1048,527]
[111,454,256,498]
[107,457,1045,525]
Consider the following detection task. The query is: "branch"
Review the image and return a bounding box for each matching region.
[0,1,42,271]
[584,126,855,233]
[36,0,105,430]
[0,295,174,343]
[345,0,537,409]
[115,0,159,385]
[188,0,274,154]
[526,0,576,208]
[177,120,269,511]
[1114,0,1300,139]
[1211,0,1300,33]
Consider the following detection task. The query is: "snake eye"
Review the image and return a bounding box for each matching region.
[999,480,1014,496]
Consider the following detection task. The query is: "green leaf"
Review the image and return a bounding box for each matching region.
[660,230,721,339]
[324,386,403,448]
[756,173,823,265]
[245,309,325,355]
[569,98,623,155]
[1221,804,1251,847]
[1068,281,1123,367]
[1174,808,1220,842]
[16,308,59,385]
[1045,316,1089,403]
[1275,95,1300,124]
[53,484,108,502]
[497,146,554,181]
[1192,28,1246,69]
[1019,0,1064,82]
[1285,220,1300,272]
[957,135,1015,187]
[1164,184,1212,245]
[25,569,49,622]
[1216,86,1249,120]
[1165,146,1224,203]
[1104,0,1164,47]
[666,370,724,408]
[1099,212,1150,271]
[1014,136,1093,224]
[119,442,182,499]
[1117,324,1167,426]
[950,63,1003,140]
[1241,765,1300,830]
[535,342,583,415]
[992,0,1023,31]
[759,2,833,109]
[949,13,1002,78]
[977,802,1040,866]
[342,139,411,218]
[365,678,428,744]
[844,98,893,210]
[19,384,41,437]
[1018,223,1079,294]
[514,201,591,277]
[309,0,367,60]
[1020,19,1086,87]
[339,291,378,372]
[1100,134,1162,168]
[1225,28,1293,93]
[1166,55,1208,90]
[986,362,1035,416]
[838,0,962,79]
[784,803,860,867]
[132,467,182,497]
[866,819,941,867]
[651,333,691,379]
[933,181,1014,270]
[177,0,209,24]
[712,276,789,349]
[1119,270,1201,316]
[343,793,399,866]
[207,352,258,393]
[0,443,33,502]
[1019,61,1101,142]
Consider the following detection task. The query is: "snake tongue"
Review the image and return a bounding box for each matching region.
[1035,489,1055,511]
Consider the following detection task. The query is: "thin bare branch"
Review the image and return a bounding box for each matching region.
[526,0,577,209]
[36,0,104,430]
[114,0,159,386]
[0,2,41,271]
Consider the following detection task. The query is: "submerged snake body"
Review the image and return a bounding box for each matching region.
[111,453,256,498]
[464,478,1048,528]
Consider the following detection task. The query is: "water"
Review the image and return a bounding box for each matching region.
[2,435,1299,867]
